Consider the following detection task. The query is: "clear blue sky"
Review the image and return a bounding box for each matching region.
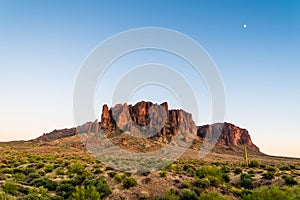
[0,0,299,157]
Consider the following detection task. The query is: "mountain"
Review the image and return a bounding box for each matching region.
[198,122,259,151]
[32,101,260,153]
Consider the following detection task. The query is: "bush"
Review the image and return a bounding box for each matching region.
[240,173,254,189]
[249,160,260,168]
[240,185,300,200]
[12,172,25,182]
[234,168,242,175]
[30,177,58,191]
[279,165,291,171]
[194,178,210,189]
[83,176,111,198]
[23,187,50,200]
[56,183,75,199]
[0,191,15,200]
[70,185,100,200]
[38,170,46,176]
[164,188,179,200]
[282,175,298,186]
[262,172,274,180]
[113,173,126,183]
[181,181,190,188]
[159,171,167,178]
[28,172,40,182]
[36,162,45,169]
[179,189,199,200]
[68,162,85,175]
[107,171,117,178]
[221,166,230,173]
[195,166,224,186]
[222,174,230,183]
[123,177,138,189]
[201,191,230,200]
[55,167,64,176]
[4,181,18,195]
[1,168,13,174]
[267,167,276,173]
[44,164,54,173]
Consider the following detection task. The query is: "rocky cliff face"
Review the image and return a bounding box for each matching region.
[101,101,197,143]
[197,122,259,151]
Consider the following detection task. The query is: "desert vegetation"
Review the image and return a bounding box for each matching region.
[0,142,299,199]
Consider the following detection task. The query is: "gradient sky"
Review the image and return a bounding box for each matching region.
[0,0,299,157]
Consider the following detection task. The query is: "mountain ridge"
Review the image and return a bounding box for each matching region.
[32,101,260,153]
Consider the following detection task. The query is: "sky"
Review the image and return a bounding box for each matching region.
[0,0,300,157]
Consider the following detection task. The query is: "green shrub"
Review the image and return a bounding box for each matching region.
[50,196,64,200]
[222,174,230,183]
[44,164,54,173]
[82,176,111,198]
[201,191,230,200]
[17,185,29,195]
[28,172,40,182]
[56,183,75,199]
[164,188,179,200]
[262,172,274,180]
[249,160,260,168]
[279,165,291,171]
[68,162,85,175]
[23,168,35,175]
[179,189,199,200]
[195,166,224,186]
[240,173,253,189]
[234,168,242,175]
[23,186,50,200]
[282,175,298,186]
[181,181,190,188]
[4,181,18,195]
[113,173,126,183]
[1,168,13,174]
[55,167,64,176]
[38,170,46,176]
[107,171,117,178]
[70,185,100,200]
[0,191,16,200]
[194,178,210,189]
[94,168,103,174]
[12,172,25,182]
[123,177,138,189]
[185,167,195,177]
[240,185,300,200]
[221,166,230,173]
[36,162,45,169]
[159,171,167,178]
[30,177,58,191]
[266,167,276,173]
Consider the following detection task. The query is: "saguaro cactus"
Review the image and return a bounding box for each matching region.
[243,144,249,167]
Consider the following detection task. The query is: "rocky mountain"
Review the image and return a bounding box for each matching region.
[33,101,260,152]
[101,101,196,143]
[198,122,259,151]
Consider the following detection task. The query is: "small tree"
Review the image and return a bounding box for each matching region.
[70,185,100,200]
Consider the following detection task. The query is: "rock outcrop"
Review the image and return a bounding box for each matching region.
[101,101,197,142]
[197,122,259,151]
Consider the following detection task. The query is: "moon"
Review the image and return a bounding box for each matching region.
[243,24,247,28]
